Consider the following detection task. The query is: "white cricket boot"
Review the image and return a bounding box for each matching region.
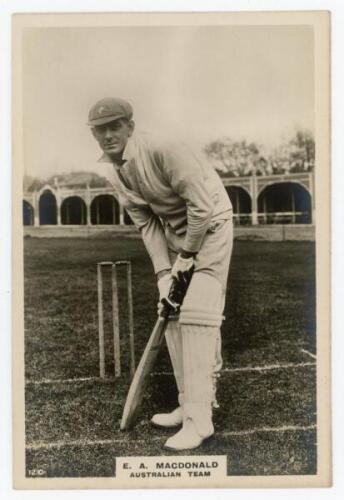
[164,325,219,451]
[164,403,213,450]
[151,320,184,428]
[151,393,184,428]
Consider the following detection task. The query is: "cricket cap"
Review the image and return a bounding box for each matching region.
[87,98,133,126]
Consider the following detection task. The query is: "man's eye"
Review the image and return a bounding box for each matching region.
[95,126,106,133]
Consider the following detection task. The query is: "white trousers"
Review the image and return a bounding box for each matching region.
[164,218,233,421]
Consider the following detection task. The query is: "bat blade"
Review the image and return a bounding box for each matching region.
[120,316,168,430]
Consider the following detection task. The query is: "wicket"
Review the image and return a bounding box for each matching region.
[97,261,135,379]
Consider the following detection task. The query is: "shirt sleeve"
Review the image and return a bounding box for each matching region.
[125,205,172,274]
[153,144,215,253]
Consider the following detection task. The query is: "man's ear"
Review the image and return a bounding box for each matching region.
[128,120,135,137]
[91,127,97,139]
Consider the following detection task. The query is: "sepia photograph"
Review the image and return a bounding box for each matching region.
[12,11,331,489]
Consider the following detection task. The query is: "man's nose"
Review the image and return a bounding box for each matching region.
[104,127,114,139]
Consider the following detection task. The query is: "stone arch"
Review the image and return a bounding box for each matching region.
[257,179,311,198]
[90,195,119,225]
[225,186,252,225]
[39,190,57,225]
[23,200,34,226]
[225,186,252,213]
[61,196,87,225]
[258,182,312,224]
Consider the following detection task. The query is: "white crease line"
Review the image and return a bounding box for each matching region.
[152,361,316,377]
[26,362,316,386]
[221,361,316,373]
[300,349,317,360]
[26,424,317,451]
[26,376,114,386]
[221,424,316,437]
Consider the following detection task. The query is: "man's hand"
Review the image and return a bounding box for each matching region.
[157,272,173,300]
[160,263,195,318]
[171,254,195,281]
[157,272,173,316]
[157,254,196,317]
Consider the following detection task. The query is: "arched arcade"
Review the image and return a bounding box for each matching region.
[23,172,315,228]
[90,195,120,225]
[225,186,252,225]
[39,190,57,225]
[23,200,34,226]
[257,182,312,224]
[61,196,87,225]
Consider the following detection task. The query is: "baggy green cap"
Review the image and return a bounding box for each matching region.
[87,97,133,126]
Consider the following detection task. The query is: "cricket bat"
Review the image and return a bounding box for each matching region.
[120,267,194,431]
[120,316,168,430]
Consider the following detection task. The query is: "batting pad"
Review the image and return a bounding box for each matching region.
[179,272,225,327]
[181,324,220,437]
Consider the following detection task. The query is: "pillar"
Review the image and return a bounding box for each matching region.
[250,176,258,225]
[33,192,39,227]
[57,201,61,226]
[86,185,91,226]
[119,204,125,225]
[56,189,61,226]
[86,203,91,226]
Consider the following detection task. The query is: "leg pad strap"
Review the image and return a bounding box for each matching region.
[179,307,224,326]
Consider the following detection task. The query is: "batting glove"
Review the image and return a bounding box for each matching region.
[157,272,173,300]
[171,254,194,280]
[157,273,173,316]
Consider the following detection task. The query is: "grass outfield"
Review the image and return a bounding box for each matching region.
[24,238,316,477]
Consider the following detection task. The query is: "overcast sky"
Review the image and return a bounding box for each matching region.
[22,25,314,179]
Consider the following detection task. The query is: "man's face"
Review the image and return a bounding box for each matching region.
[91,119,134,159]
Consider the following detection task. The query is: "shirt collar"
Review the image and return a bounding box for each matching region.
[97,133,137,165]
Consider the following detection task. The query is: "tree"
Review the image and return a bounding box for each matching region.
[204,138,267,177]
[268,130,315,175]
[288,130,315,172]
[23,175,44,191]
[269,143,294,175]
[45,171,111,188]
[23,171,112,192]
